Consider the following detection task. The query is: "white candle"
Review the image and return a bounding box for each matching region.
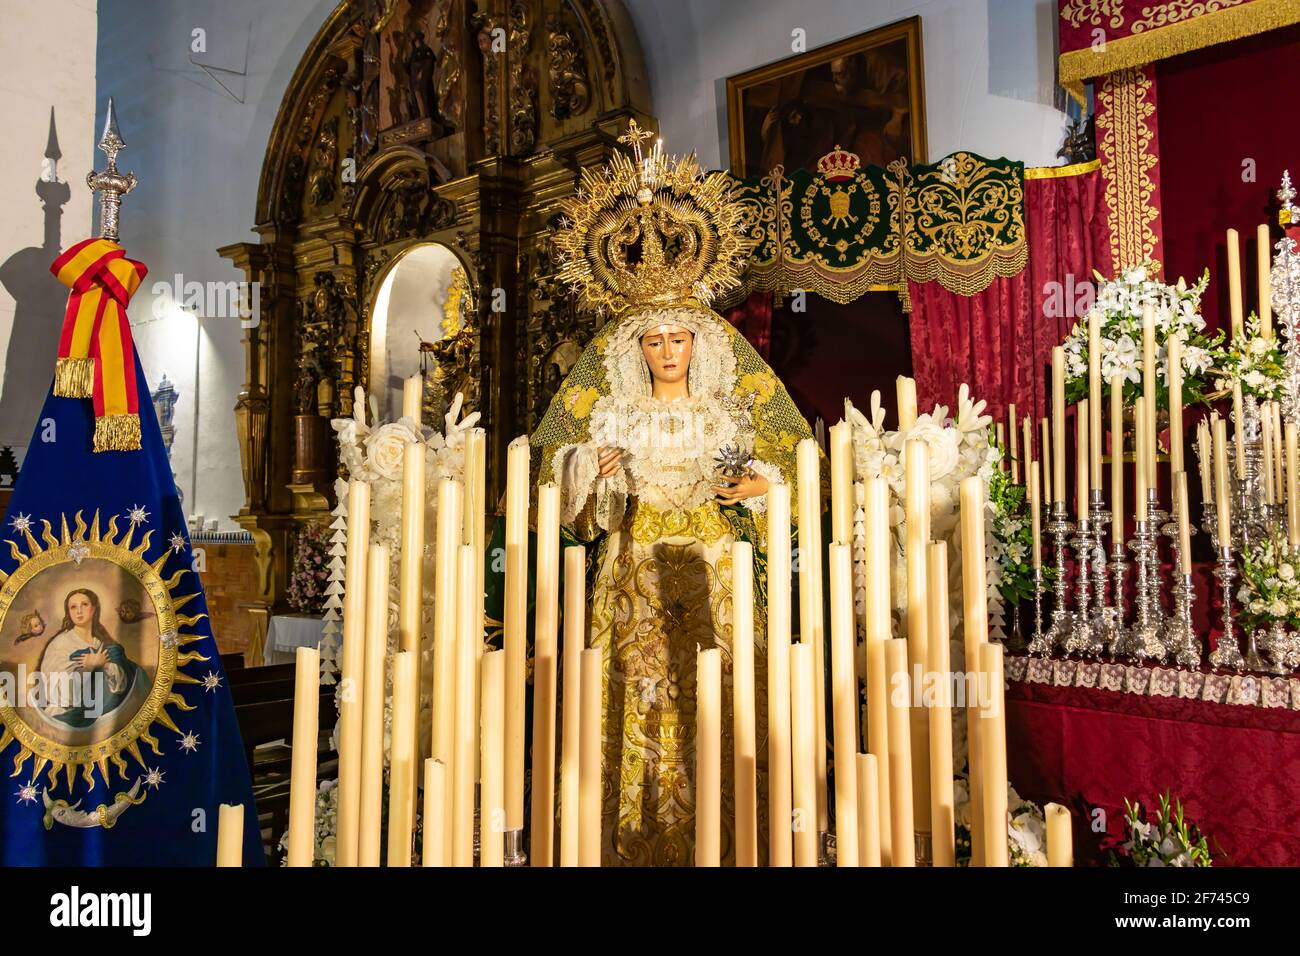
[1142,304,1157,491]
[560,546,585,867]
[1227,227,1244,340]
[1259,223,1273,340]
[358,543,389,867]
[504,436,530,833]
[397,441,424,829]
[732,541,758,866]
[856,753,881,867]
[884,638,915,866]
[480,649,505,867]
[216,803,244,867]
[1008,404,1019,483]
[1076,398,1090,519]
[286,646,320,867]
[530,483,561,867]
[1045,802,1073,867]
[765,482,794,866]
[1029,462,1042,570]
[978,642,1008,867]
[830,420,854,545]
[896,375,918,430]
[1088,310,1103,482]
[336,479,370,867]
[578,647,603,867]
[903,439,931,834]
[828,542,859,866]
[1214,418,1232,545]
[452,544,478,866]
[959,477,987,865]
[421,759,446,866]
[430,478,461,865]
[402,373,422,422]
[1167,334,1184,477]
[927,542,956,867]
[1232,382,1246,479]
[863,477,893,865]
[795,437,828,832]
[1053,348,1066,504]
[386,649,418,866]
[696,645,722,867]
[790,641,819,866]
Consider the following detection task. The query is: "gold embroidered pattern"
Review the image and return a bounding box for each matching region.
[1060,0,1127,29]
[1096,66,1162,275]
[628,500,732,545]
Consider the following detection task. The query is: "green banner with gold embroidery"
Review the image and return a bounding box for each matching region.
[727,149,1026,308]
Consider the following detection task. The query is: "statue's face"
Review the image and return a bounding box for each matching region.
[640,325,693,387]
[67,593,94,628]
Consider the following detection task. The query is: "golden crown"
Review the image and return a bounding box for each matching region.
[553,120,756,315]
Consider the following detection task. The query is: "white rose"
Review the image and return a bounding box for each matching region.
[320,834,337,866]
[1279,564,1294,581]
[1271,600,1288,617]
[364,421,422,480]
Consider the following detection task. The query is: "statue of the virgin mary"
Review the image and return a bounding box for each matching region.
[532,122,826,865]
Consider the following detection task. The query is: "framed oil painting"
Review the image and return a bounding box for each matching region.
[726,17,927,178]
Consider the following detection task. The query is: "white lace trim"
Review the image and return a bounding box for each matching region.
[553,441,629,532]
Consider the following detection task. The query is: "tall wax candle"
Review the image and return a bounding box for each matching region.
[959,477,988,865]
[732,541,758,867]
[884,638,915,867]
[1259,223,1273,340]
[1227,227,1244,339]
[480,649,505,867]
[1088,310,1103,482]
[1076,399,1090,519]
[1167,334,1184,477]
[1110,377,1125,549]
[386,649,418,866]
[696,646,722,867]
[337,479,370,867]
[1273,403,1286,502]
[790,642,819,866]
[863,477,893,865]
[795,437,828,832]
[578,647,603,866]
[1041,419,1053,505]
[978,642,1009,867]
[402,373,422,422]
[560,546,585,866]
[1198,420,1213,502]
[1263,412,1276,504]
[1214,418,1232,545]
[1008,404,1019,483]
[358,543,390,867]
[1029,463,1042,569]
[1022,416,1033,480]
[828,543,859,866]
[896,375,918,430]
[1142,305,1157,489]
[1052,347,1066,504]
[766,482,793,867]
[856,754,881,867]
[530,483,561,867]
[216,804,244,866]
[287,646,320,867]
[1175,471,1192,577]
[1135,408,1148,522]
[1232,382,1246,478]
[396,442,424,824]
[421,759,446,866]
[903,440,931,833]
[830,420,854,545]
[452,545,478,866]
[430,478,461,865]
[927,542,956,868]
[996,423,1006,467]
[504,436,530,833]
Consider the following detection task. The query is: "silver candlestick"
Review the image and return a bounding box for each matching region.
[1128,513,1166,661]
[1208,544,1245,671]
[1032,566,1045,645]
[1106,537,1130,656]
[1087,490,1112,656]
[1165,571,1201,668]
[1064,515,1096,655]
[1145,488,1170,639]
[1034,502,1073,655]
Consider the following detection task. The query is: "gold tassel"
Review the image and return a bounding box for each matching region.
[93,413,142,453]
[53,357,94,398]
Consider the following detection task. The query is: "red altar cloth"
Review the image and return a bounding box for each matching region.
[1005,663,1300,867]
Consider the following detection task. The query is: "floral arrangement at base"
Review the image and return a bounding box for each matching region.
[286,521,331,615]
[1236,537,1300,634]
[1062,262,1222,409]
[277,778,338,866]
[1107,792,1214,867]
[953,778,1048,867]
[1215,312,1285,401]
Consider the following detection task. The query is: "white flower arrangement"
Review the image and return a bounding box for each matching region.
[953,778,1048,867]
[1061,262,1222,408]
[277,778,339,866]
[1111,792,1213,867]
[1214,312,1285,401]
[1236,536,1300,632]
[847,383,999,774]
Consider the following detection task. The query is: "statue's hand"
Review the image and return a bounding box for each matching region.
[712,467,768,505]
[596,446,622,479]
[444,392,481,440]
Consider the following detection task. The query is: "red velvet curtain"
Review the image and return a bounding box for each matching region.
[909,165,1111,428]
[722,290,773,362]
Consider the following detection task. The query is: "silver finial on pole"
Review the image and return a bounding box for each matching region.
[86,97,137,242]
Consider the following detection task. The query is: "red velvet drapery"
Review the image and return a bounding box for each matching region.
[908,164,1111,427]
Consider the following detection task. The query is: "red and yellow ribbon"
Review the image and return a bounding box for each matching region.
[50,237,148,452]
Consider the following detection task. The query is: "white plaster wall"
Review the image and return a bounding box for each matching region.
[0,0,99,455]
[623,0,1070,170]
[95,0,338,528]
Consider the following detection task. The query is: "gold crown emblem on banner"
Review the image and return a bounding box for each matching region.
[816,145,861,182]
[554,120,756,315]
